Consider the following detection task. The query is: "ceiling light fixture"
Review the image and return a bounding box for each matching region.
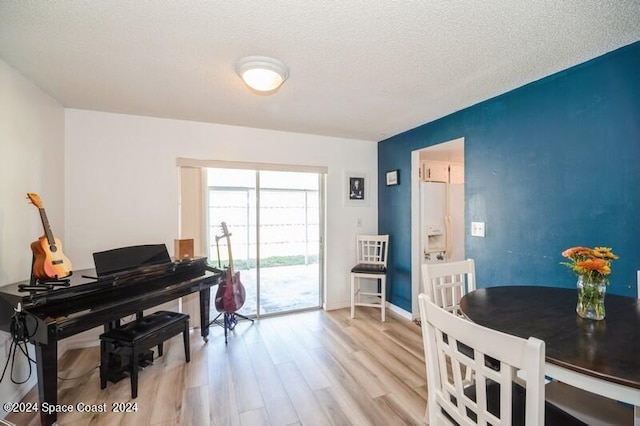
[236,56,289,93]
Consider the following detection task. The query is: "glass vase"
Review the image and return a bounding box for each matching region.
[576,275,607,320]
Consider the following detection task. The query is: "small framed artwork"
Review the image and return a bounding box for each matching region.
[386,169,399,186]
[345,171,368,206]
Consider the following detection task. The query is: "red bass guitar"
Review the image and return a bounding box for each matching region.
[214,222,246,313]
[27,192,73,280]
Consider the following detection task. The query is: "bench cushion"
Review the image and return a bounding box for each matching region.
[101,311,189,343]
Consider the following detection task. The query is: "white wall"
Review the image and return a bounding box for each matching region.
[0,59,65,407]
[65,109,378,311]
[0,59,377,411]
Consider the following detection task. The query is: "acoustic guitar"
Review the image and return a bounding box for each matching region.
[214,222,246,313]
[27,193,73,280]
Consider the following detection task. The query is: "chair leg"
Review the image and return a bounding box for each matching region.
[157,342,164,357]
[350,275,356,319]
[183,321,190,363]
[131,346,139,399]
[380,276,386,322]
[424,400,430,424]
[99,340,107,389]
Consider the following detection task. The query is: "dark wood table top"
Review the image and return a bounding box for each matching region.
[459,286,640,390]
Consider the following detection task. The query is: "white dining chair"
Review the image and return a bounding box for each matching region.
[542,271,638,425]
[418,293,586,425]
[350,234,389,321]
[421,259,475,316]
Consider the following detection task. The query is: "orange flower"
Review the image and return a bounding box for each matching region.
[562,246,592,259]
[592,247,619,260]
[561,245,618,283]
[575,258,611,275]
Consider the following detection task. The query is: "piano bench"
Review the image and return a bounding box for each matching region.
[99,310,190,399]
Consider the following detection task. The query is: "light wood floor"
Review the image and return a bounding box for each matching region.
[8,307,427,425]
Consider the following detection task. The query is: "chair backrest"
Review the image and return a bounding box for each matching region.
[355,235,389,267]
[421,259,476,315]
[418,293,545,426]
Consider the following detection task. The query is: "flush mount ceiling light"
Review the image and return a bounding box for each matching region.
[236,56,289,93]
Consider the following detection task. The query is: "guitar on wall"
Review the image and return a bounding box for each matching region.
[214,222,246,313]
[26,193,73,280]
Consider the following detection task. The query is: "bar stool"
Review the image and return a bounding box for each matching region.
[350,234,389,321]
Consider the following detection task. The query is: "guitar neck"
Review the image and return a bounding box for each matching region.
[226,238,235,276]
[39,208,56,246]
[219,222,236,276]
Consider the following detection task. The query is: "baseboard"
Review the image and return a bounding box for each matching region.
[324,300,350,311]
[1,338,37,416]
[5,375,37,411]
[324,299,414,321]
[387,302,413,320]
[62,326,103,351]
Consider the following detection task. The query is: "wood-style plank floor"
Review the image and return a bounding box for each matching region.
[7,307,427,425]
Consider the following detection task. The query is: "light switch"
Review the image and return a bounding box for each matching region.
[471,221,485,237]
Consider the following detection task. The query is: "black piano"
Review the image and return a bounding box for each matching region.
[0,244,223,426]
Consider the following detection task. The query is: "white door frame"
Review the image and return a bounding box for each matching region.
[410,138,465,319]
[410,149,421,319]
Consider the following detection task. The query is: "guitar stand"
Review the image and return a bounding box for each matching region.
[208,312,254,344]
[19,256,72,292]
[208,230,253,344]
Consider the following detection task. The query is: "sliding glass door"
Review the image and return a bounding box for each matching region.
[207,168,323,317]
[257,171,321,315]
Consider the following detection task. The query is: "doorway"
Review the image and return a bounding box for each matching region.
[207,168,324,318]
[410,138,465,318]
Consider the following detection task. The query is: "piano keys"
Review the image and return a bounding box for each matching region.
[0,244,223,426]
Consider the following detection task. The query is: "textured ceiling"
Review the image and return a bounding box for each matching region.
[0,1,638,141]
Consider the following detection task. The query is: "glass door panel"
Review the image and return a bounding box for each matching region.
[207,168,257,317]
[207,168,322,318]
[258,171,321,314]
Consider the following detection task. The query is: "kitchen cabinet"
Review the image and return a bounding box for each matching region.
[419,161,464,183]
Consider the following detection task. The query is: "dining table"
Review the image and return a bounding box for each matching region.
[459,285,640,425]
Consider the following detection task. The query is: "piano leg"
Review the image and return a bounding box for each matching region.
[200,287,211,342]
[35,338,58,426]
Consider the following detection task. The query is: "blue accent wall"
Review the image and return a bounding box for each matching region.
[379,41,640,312]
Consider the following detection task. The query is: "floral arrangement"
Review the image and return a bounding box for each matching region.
[561,246,618,320]
[561,246,618,283]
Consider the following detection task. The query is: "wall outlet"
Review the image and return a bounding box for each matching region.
[471,221,485,237]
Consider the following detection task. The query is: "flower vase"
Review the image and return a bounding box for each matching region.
[576,275,607,320]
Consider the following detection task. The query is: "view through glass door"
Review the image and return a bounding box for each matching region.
[207,168,322,317]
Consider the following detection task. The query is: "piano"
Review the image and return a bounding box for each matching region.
[0,244,223,426]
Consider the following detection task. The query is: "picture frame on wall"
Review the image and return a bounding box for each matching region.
[345,171,368,206]
[386,169,399,186]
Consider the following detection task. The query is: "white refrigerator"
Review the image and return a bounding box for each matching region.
[420,181,465,264]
